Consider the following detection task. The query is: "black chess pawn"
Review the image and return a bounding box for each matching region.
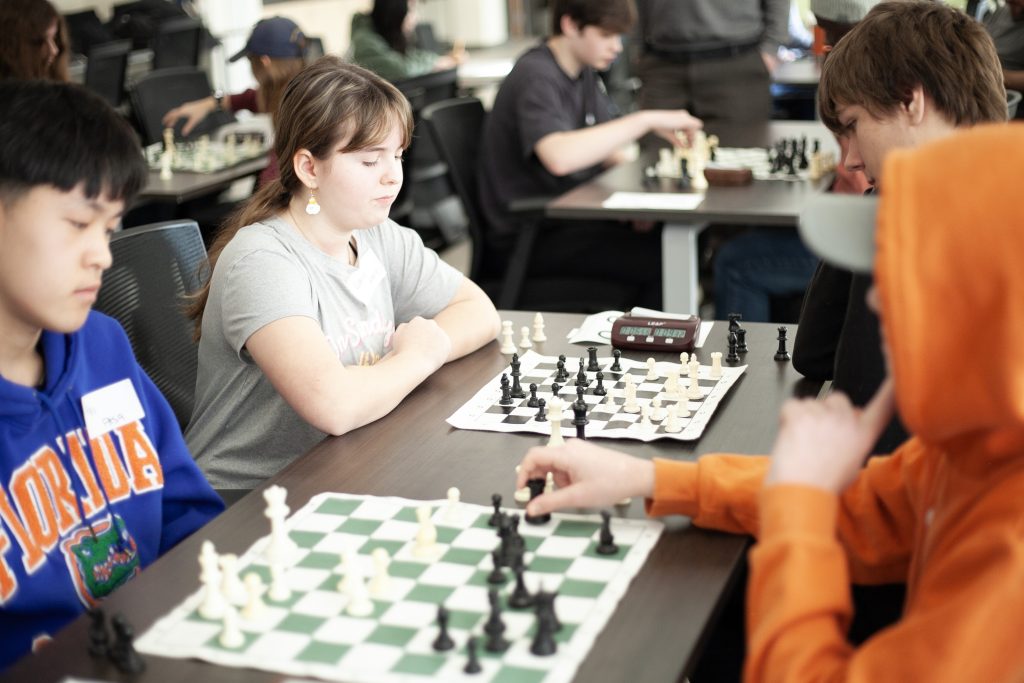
[524,478,550,525]
[798,135,809,169]
[678,157,691,189]
[555,359,568,383]
[596,510,619,555]
[487,549,507,584]
[736,328,748,354]
[488,494,502,526]
[87,607,110,658]
[576,384,585,404]
[464,636,482,674]
[610,348,622,372]
[498,374,513,405]
[587,346,600,372]
[508,565,534,608]
[535,398,547,422]
[726,331,739,364]
[510,372,526,399]
[528,382,544,409]
[551,382,561,398]
[433,605,455,651]
[774,326,791,361]
[484,590,510,652]
[593,371,607,396]
[576,359,587,386]
[572,400,589,440]
[108,614,145,674]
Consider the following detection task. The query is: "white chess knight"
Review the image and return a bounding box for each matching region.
[499,320,516,354]
[198,540,227,620]
[413,505,442,560]
[263,485,298,565]
[531,312,547,342]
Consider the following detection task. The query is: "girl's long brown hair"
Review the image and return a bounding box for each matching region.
[188,56,413,339]
[0,0,69,82]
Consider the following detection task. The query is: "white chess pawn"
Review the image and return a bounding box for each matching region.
[219,554,248,606]
[663,403,683,433]
[678,398,691,418]
[650,396,667,422]
[514,465,531,502]
[499,320,516,354]
[443,486,461,524]
[545,471,555,495]
[219,605,245,649]
[531,312,547,342]
[645,357,658,380]
[198,540,227,620]
[688,357,700,378]
[413,506,441,560]
[687,371,702,400]
[159,149,173,180]
[240,573,268,621]
[710,351,723,379]
[519,325,533,350]
[368,547,393,598]
[267,563,291,603]
[345,569,375,617]
[622,375,640,414]
[336,551,357,594]
[547,398,565,447]
[679,352,689,366]
[640,405,654,430]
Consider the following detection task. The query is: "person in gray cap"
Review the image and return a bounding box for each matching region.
[162,16,307,186]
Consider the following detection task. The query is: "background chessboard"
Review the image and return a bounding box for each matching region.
[136,492,662,683]
[447,351,746,442]
[145,139,267,174]
[710,146,813,181]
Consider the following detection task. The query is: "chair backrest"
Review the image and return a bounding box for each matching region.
[64,9,114,54]
[1008,89,1022,120]
[152,16,203,70]
[84,39,132,107]
[130,67,234,145]
[420,97,488,279]
[95,220,206,429]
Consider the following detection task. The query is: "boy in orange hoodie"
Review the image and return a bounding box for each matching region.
[518,124,1024,680]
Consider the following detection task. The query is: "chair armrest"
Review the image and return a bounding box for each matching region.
[506,195,554,218]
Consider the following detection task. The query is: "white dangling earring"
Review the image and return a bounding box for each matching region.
[305,189,321,216]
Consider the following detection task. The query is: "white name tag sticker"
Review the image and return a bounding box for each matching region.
[81,379,146,439]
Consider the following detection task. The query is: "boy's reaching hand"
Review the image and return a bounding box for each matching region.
[517,440,655,516]
[766,378,896,494]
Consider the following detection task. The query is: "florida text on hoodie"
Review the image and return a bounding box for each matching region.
[0,312,223,669]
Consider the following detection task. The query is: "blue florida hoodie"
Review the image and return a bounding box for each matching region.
[0,312,224,669]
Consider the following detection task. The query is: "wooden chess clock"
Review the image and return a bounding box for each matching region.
[611,314,700,352]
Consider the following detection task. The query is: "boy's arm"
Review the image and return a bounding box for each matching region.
[534,109,701,177]
[1003,69,1024,92]
[432,278,501,361]
[792,261,850,380]
[745,475,1024,682]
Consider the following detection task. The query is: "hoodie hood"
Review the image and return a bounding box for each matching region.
[0,326,79,421]
[876,123,1024,453]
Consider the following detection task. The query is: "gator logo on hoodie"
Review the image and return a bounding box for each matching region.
[59,514,139,607]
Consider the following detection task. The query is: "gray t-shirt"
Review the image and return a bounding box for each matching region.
[185,216,462,488]
[986,6,1024,71]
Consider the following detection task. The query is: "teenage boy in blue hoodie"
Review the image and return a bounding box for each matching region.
[0,81,224,669]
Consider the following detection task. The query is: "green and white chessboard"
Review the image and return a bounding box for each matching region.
[136,492,663,683]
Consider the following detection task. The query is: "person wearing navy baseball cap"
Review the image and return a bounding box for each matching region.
[162,16,308,186]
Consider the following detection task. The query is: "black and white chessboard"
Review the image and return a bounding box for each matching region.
[447,351,746,442]
[711,147,811,181]
[145,139,267,174]
[135,492,662,683]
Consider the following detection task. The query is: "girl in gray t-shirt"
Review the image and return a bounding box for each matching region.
[185,57,500,489]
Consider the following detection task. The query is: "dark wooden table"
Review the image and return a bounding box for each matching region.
[547,120,837,314]
[4,313,819,683]
[139,156,269,204]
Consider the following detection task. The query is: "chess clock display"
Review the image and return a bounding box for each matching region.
[611,314,700,351]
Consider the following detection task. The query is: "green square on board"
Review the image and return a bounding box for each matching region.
[552,519,601,538]
[442,547,489,566]
[289,530,326,549]
[359,538,405,557]
[472,512,496,529]
[558,578,606,598]
[367,624,418,647]
[491,665,548,683]
[528,556,573,574]
[389,560,428,579]
[448,608,485,631]
[296,641,350,664]
[394,507,420,522]
[468,568,507,588]
[392,653,446,675]
[436,526,460,544]
[297,551,339,570]
[404,584,456,603]
[337,518,383,535]
[315,498,361,516]
[276,613,326,635]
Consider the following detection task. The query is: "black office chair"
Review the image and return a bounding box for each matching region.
[84,40,132,107]
[95,220,206,430]
[64,9,115,55]
[152,16,203,70]
[129,67,235,145]
[392,68,461,246]
[421,97,634,311]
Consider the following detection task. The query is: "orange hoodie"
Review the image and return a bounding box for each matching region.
[645,124,1024,682]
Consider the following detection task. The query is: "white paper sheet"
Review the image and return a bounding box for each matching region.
[602,192,705,211]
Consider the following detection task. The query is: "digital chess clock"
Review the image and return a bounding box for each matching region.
[611,314,701,351]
